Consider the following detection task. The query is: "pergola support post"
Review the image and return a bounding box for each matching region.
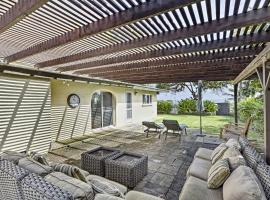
[234,84,238,124]
[257,60,270,164]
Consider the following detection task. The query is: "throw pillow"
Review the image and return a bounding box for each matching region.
[211,143,228,164]
[223,147,241,158]
[226,155,246,171]
[45,172,94,200]
[226,138,241,151]
[29,152,49,166]
[255,163,270,200]
[90,178,124,197]
[207,159,231,189]
[52,163,88,183]
[0,151,28,164]
[18,157,53,177]
[223,166,267,200]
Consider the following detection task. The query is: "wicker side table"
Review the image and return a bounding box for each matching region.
[105,152,148,188]
[81,147,120,177]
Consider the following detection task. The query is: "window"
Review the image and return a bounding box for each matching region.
[142,94,152,105]
[126,93,132,119]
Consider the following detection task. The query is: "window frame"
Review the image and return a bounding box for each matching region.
[142,94,153,106]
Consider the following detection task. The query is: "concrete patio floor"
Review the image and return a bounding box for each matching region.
[46,124,221,200]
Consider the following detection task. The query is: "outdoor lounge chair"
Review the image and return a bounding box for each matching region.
[220,117,252,140]
[142,121,164,138]
[162,119,187,140]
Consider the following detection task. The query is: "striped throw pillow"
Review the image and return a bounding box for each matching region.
[211,143,228,164]
[208,159,231,189]
[53,163,88,183]
[90,178,123,198]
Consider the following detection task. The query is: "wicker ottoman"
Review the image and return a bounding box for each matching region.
[81,147,120,177]
[105,152,148,188]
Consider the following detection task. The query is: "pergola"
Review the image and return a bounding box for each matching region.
[0,0,269,158]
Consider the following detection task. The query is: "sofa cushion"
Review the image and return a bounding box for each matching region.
[21,173,72,200]
[187,157,212,181]
[211,143,228,164]
[94,194,123,200]
[179,176,223,200]
[223,166,266,200]
[89,178,124,197]
[86,175,127,195]
[226,138,241,151]
[18,157,53,177]
[195,148,213,161]
[207,159,230,189]
[242,145,264,170]
[125,191,164,200]
[53,163,87,183]
[0,159,29,200]
[0,151,28,164]
[45,172,94,200]
[255,163,270,200]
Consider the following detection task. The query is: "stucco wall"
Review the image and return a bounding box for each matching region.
[51,80,157,139]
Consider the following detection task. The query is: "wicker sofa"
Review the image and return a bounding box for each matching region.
[0,154,163,200]
[179,136,270,200]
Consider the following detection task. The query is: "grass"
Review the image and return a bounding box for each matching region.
[155,114,234,135]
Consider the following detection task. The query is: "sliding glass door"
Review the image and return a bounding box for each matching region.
[91,91,113,129]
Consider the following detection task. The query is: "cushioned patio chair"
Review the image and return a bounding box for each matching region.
[142,121,164,138]
[162,119,187,140]
[220,117,252,140]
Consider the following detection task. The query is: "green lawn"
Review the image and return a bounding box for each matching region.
[155,114,234,135]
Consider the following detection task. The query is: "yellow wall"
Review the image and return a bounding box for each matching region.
[51,80,157,139]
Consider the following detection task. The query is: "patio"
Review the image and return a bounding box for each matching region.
[46,125,219,200]
[0,0,270,199]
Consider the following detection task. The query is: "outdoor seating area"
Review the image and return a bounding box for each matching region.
[0,0,270,200]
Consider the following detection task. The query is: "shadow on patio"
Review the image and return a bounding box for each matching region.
[46,125,220,200]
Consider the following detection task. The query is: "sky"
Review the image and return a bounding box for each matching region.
[157,87,233,103]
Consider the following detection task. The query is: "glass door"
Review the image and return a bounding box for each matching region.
[126,93,132,119]
[91,91,113,129]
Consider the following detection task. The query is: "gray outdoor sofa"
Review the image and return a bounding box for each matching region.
[0,154,163,200]
[179,136,270,200]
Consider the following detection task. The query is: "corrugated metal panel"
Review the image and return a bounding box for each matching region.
[0,76,51,154]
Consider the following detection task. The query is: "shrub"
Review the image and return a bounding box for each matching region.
[238,97,263,137]
[157,100,173,114]
[203,100,218,113]
[177,99,197,113]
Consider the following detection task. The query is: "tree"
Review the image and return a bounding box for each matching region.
[157,81,229,100]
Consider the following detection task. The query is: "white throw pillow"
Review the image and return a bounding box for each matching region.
[223,166,267,200]
[226,138,241,151]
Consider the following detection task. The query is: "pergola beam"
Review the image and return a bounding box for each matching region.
[98,68,244,80]
[80,59,252,76]
[234,43,270,84]
[5,0,198,63]
[33,7,270,68]
[67,47,260,74]
[0,0,48,33]
[108,74,239,83]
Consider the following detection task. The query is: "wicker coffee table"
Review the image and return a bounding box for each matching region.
[81,146,120,176]
[105,152,148,188]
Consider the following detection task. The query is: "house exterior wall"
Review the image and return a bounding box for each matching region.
[51,79,157,139]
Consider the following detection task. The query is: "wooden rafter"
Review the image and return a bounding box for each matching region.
[0,0,48,33]
[55,33,267,72]
[5,0,198,62]
[76,57,252,76]
[93,64,249,79]
[34,7,270,68]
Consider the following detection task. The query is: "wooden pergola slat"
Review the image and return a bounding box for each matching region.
[58,34,266,73]
[5,0,198,62]
[34,7,270,68]
[92,63,249,79]
[0,0,48,33]
[75,49,258,75]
